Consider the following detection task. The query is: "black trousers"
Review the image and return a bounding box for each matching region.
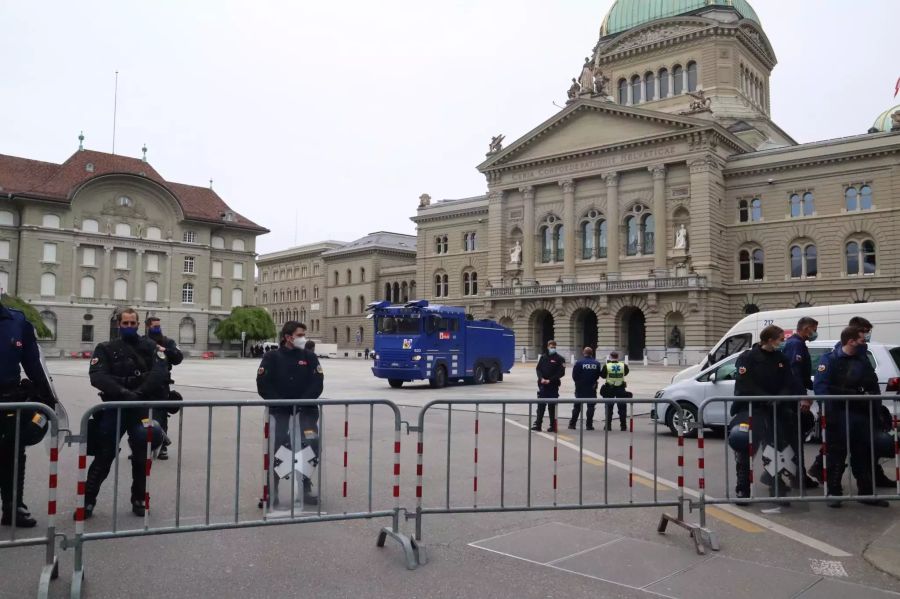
[0,436,26,512]
[824,403,887,493]
[570,397,597,426]
[85,410,148,505]
[601,384,628,424]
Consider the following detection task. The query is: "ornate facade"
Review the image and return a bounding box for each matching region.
[0,144,266,354]
[412,0,900,364]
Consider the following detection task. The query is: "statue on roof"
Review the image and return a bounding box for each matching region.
[567,78,580,101]
[592,65,610,97]
[488,134,505,154]
[685,90,712,113]
[578,57,595,94]
[418,193,432,208]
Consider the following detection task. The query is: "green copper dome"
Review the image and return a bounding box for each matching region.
[600,0,761,36]
[871,104,900,133]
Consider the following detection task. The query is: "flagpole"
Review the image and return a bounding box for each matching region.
[112,70,119,154]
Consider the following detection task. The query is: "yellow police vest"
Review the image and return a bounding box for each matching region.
[606,361,625,386]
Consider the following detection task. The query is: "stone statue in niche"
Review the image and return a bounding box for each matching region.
[674,224,688,250]
[509,240,522,264]
[668,326,684,349]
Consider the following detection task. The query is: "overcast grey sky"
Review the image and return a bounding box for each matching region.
[2,1,898,255]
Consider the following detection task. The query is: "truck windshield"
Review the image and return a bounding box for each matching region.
[376,316,420,335]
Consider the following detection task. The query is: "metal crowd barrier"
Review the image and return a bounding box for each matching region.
[410,398,710,557]
[695,394,900,551]
[63,399,419,599]
[0,402,61,599]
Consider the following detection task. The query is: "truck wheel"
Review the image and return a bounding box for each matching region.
[486,364,500,384]
[429,365,447,389]
[388,379,403,389]
[473,364,486,385]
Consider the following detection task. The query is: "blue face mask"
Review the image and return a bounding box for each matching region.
[865,332,872,343]
[807,331,818,342]
[149,326,162,335]
[119,326,139,339]
[548,348,557,355]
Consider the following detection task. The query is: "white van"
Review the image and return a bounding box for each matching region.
[672,300,900,383]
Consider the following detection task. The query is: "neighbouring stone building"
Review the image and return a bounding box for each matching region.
[255,232,416,354]
[411,0,900,364]
[0,141,267,355]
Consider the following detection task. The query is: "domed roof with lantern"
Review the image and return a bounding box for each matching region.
[599,0,761,37]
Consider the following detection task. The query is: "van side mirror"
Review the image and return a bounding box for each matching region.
[709,370,718,383]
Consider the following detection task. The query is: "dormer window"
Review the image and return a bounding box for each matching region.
[117,195,132,208]
[85,163,95,173]
[223,211,235,222]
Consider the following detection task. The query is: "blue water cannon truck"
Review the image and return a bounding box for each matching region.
[369,300,515,388]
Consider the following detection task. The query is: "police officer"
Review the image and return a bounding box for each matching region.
[143,316,183,460]
[600,352,629,431]
[257,321,324,505]
[729,325,794,502]
[532,340,565,433]
[85,308,169,518]
[781,317,820,489]
[0,299,53,528]
[569,347,602,430]
[814,325,889,508]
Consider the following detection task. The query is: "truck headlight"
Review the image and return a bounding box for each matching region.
[411,355,422,361]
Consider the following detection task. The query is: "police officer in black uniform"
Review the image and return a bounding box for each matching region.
[257,321,324,505]
[143,316,183,460]
[85,308,168,518]
[569,347,602,430]
[532,340,565,432]
[0,299,54,528]
[600,351,630,431]
[780,316,820,490]
[729,325,795,502]
[814,325,890,508]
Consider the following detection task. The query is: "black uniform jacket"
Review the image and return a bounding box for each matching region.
[256,346,324,408]
[89,337,169,402]
[572,358,602,398]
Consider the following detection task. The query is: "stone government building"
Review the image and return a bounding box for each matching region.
[0,141,267,355]
[412,0,900,363]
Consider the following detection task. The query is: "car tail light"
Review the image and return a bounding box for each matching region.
[887,377,900,392]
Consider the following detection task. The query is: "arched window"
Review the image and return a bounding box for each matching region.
[182,282,194,303]
[385,283,391,302]
[658,68,669,99]
[80,276,95,298]
[744,304,760,315]
[145,281,159,302]
[333,271,339,286]
[625,216,638,255]
[345,296,352,315]
[804,245,818,278]
[42,214,60,229]
[630,75,642,104]
[211,236,225,249]
[392,282,400,303]
[847,240,876,275]
[686,61,698,92]
[441,274,448,297]
[790,192,814,217]
[463,271,478,296]
[673,65,684,95]
[739,249,764,281]
[860,185,873,210]
[541,226,553,263]
[845,187,858,211]
[553,225,564,261]
[642,214,655,254]
[790,245,802,278]
[179,317,196,345]
[644,71,655,101]
[434,273,446,298]
[208,319,221,345]
[752,249,765,280]
[581,220,595,259]
[802,192,815,216]
[739,200,749,223]
[333,297,340,316]
[789,194,801,218]
[346,327,352,344]
[597,220,608,258]
[789,244,817,279]
[210,286,222,306]
[618,78,628,104]
[401,281,409,303]
[262,291,268,303]
[40,311,56,341]
[82,218,99,233]
[359,295,366,313]
[40,273,56,296]
[360,267,366,282]
[313,286,319,300]
[410,280,417,298]
[301,287,307,300]
[750,198,762,222]
[346,269,352,284]
[232,239,245,251]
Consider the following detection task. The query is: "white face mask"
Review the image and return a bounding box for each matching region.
[292,336,307,350]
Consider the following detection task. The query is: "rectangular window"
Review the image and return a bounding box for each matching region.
[233,262,244,279]
[0,239,9,260]
[82,247,96,266]
[210,287,222,306]
[115,250,128,269]
[42,242,57,262]
[183,256,195,274]
[183,230,197,243]
[146,253,159,272]
[212,260,223,278]
[81,325,94,343]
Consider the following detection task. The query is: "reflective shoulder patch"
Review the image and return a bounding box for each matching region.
[316,365,323,374]
[817,364,827,372]
[738,366,747,375]
[257,367,265,376]
[157,350,166,360]
[90,357,99,366]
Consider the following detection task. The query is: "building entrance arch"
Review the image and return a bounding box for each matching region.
[572,308,598,351]
[530,309,555,355]
[620,307,646,361]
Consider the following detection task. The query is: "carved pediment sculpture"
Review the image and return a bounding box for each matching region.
[607,24,703,54]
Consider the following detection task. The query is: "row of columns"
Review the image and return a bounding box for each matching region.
[517,165,668,285]
[624,69,690,105]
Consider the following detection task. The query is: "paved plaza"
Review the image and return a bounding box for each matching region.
[2,358,900,598]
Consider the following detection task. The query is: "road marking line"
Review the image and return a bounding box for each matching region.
[706,507,764,533]
[557,434,573,442]
[507,418,852,557]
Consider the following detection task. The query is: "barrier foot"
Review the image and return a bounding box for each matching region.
[412,538,428,566]
[37,555,58,599]
[70,566,85,599]
[377,526,419,570]
[658,513,717,556]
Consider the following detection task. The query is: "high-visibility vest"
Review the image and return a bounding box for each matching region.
[606,361,625,385]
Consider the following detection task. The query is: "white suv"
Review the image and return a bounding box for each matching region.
[653,342,900,437]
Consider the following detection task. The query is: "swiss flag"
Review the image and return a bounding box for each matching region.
[439,332,450,340]
[895,77,900,98]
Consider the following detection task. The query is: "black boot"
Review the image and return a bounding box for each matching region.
[531,422,542,432]
[568,421,577,430]
[735,457,752,506]
[586,421,595,431]
[82,457,111,519]
[131,499,145,517]
[1,505,36,528]
[857,479,890,508]
[808,454,825,483]
[302,477,318,506]
[826,470,844,508]
[620,419,628,432]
